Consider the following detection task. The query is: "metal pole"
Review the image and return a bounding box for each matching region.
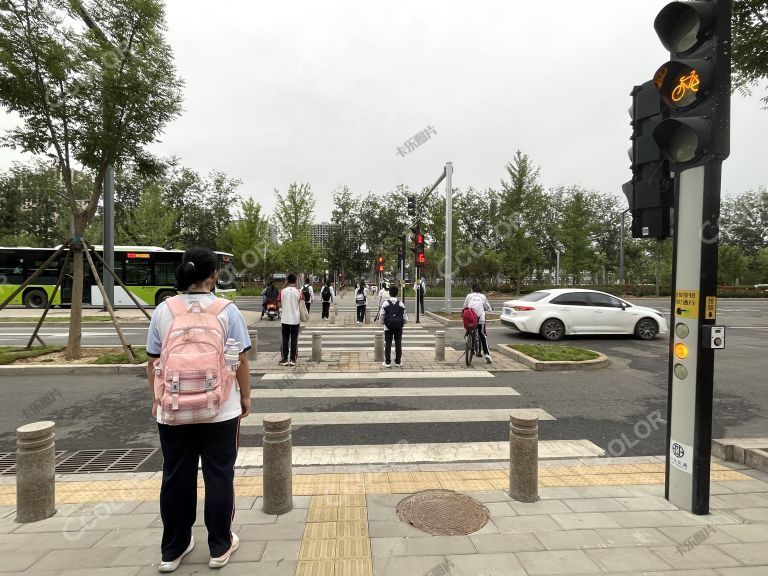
[103,165,115,309]
[555,251,560,285]
[444,162,453,314]
[415,267,420,324]
[620,208,629,286]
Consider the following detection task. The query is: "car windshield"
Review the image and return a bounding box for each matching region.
[517,291,549,302]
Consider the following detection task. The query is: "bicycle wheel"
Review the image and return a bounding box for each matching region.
[465,331,474,366]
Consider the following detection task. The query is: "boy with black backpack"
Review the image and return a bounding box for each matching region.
[301,278,314,314]
[378,285,408,368]
[320,280,334,320]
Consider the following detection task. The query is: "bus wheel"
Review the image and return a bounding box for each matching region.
[24,289,48,309]
[155,290,177,306]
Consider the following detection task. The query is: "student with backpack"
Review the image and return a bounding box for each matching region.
[378,285,408,367]
[320,280,334,320]
[301,278,314,314]
[146,247,251,572]
[278,273,302,366]
[463,284,493,364]
[355,280,369,325]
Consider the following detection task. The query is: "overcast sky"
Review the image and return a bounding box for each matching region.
[2,0,767,222]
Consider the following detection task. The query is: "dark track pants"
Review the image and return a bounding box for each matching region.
[281,323,300,361]
[385,327,403,364]
[321,301,331,319]
[478,322,490,355]
[158,417,239,561]
[356,305,366,323]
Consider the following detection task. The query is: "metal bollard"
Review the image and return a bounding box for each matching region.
[248,330,258,362]
[374,331,384,362]
[509,412,539,503]
[435,330,446,361]
[262,414,293,515]
[312,332,322,362]
[16,421,56,523]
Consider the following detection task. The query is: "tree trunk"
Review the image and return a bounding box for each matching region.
[66,219,86,360]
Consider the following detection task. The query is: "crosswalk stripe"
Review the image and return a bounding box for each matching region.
[242,408,554,427]
[234,440,605,466]
[260,370,492,381]
[251,386,519,398]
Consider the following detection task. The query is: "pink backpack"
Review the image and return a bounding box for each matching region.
[154,296,234,424]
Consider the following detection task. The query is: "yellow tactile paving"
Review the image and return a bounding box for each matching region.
[0,463,753,506]
[336,521,369,538]
[335,558,373,576]
[304,522,337,540]
[300,539,337,560]
[296,560,335,576]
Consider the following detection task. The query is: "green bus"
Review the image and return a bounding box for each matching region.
[0,246,237,309]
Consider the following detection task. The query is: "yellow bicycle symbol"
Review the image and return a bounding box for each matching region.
[671,70,700,103]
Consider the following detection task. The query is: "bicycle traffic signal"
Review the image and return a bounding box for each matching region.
[651,0,730,167]
[407,196,416,217]
[622,80,674,239]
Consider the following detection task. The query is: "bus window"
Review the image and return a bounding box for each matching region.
[125,260,152,286]
[155,262,176,287]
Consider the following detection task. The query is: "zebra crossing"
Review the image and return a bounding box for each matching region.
[297,325,437,351]
[238,368,605,466]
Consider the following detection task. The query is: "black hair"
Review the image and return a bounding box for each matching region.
[175,246,217,291]
[357,281,365,293]
[287,273,297,284]
[389,285,399,297]
[472,283,482,293]
[325,280,331,287]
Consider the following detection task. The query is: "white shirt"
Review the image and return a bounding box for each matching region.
[354,286,369,306]
[279,285,302,325]
[377,288,390,310]
[301,284,314,303]
[463,292,492,323]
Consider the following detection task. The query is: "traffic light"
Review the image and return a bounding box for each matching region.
[414,230,425,268]
[622,80,674,239]
[407,196,416,217]
[651,0,730,167]
[376,256,384,272]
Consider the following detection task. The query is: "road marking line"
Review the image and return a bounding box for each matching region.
[260,370,492,381]
[242,408,554,427]
[251,386,519,398]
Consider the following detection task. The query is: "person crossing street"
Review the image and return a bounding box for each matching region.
[320,280,334,320]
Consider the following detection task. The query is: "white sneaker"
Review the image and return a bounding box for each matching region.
[158,536,194,572]
[209,532,239,569]
[382,362,391,368]
[289,360,297,367]
[486,356,493,364]
[395,362,402,368]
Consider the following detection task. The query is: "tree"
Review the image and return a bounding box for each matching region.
[0,0,183,357]
[273,182,314,243]
[732,0,768,108]
[720,187,768,255]
[221,198,270,279]
[718,244,749,285]
[117,183,177,247]
[327,186,363,277]
[557,186,598,284]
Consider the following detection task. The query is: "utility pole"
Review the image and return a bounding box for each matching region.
[102,165,115,309]
[619,208,630,285]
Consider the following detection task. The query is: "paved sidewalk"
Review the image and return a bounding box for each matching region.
[2,457,767,575]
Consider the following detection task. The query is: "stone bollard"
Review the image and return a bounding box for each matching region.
[16,421,56,523]
[509,412,539,503]
[435,330,446,361]
[364,308,370,324]
[312,332,323,362]
[329,305,335,325]
[248,330,258,362]
[262,414,293,515]
[374,331,384,362]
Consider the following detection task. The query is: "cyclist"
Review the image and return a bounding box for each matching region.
[463,284,493,364]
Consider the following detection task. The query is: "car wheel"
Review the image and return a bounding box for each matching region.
[155,290,178,306]
[540,318,565,341]
[635,318,658,340]
[23,289,48,309]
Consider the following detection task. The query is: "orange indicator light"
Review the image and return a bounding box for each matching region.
[674,342,689,359]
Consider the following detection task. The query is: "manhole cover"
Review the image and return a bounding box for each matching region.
[396,489,490,535]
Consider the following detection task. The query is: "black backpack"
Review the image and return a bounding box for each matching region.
[321,286,331,302]
[383,299,405,330]
[302,285,310,301]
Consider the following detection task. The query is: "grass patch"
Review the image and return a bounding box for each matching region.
[510,344,599,362]
[0,316,113,323]
[0,346,66,365]
[92,347,148,365]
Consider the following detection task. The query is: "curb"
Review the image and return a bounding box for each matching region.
[712,438,768,472]
[0,322,149,328]
[0,363,147,376]
[495,344,609,371]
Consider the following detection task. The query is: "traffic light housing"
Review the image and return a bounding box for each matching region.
[407,196,416,217]
[622,80,674,239]
[377,256,384,272]
[414,230,425,267]
[651,0,730,168]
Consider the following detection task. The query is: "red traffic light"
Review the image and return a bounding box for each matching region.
[416,253,426,266]
[377,265,384,272]
[415,234,424,244]
[377,256,384,263]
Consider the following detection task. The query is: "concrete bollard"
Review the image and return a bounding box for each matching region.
[312,332,323,362]
[248,330,258,362]
[364,308,370,324]
[262,414,293,515]
[509,412,539,503]
[16,421,56,523]
[435,330,446,361]
[374,331,384,362]
[329,305,335,325]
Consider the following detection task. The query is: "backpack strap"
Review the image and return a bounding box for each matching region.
[204,297,232,317]
[166,295,188,317]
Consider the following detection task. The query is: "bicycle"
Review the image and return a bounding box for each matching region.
[464,324,483,367]
[671,70,700,103]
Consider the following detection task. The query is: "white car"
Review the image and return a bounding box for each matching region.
[500,288,668,341]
